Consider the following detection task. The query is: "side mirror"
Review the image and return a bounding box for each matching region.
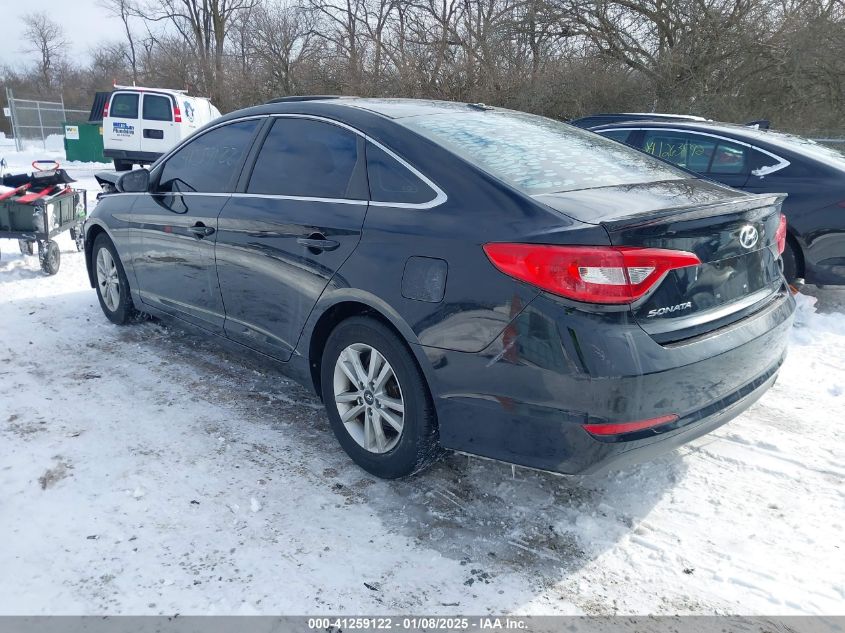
[116,168,150,193]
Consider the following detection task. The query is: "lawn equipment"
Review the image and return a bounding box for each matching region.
[0,160,88,275]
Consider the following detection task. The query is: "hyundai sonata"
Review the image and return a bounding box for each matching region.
[84,97,795,478]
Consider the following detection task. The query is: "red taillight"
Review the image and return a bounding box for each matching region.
[583,414,679,436]
[483,243,700,304]
[103,102,109,118]
[173,104,182,123]
[775,213,787,255]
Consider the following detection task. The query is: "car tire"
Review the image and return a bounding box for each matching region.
[781,239,799,283]
[113,159,132,171]
[92,233,137,325]
[321,316,440,479]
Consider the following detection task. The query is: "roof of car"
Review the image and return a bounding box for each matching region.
[257,96,493,119]
[590,119,789,143]
[568,112,709,127]
[621,112,709,120]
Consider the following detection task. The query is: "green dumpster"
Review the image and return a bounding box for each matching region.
[63,121,109,163]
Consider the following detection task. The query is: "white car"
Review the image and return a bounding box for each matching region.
[102,85,221,170]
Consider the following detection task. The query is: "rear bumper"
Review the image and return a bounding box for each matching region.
[102,149,162,164]
[423,287,795,475]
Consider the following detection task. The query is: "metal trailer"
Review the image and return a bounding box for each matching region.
[0,161,88,275]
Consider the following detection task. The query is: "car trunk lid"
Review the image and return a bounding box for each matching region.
[534,179,787,343]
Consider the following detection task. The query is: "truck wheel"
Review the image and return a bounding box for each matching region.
[39,240,61,275]
[113,159,132,171]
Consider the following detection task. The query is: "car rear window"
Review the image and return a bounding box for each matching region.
[760,130,845,172]
[402,111,685,195]
[143,94,172,122]
[110,93,138,119]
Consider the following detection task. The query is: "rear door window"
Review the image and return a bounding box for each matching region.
[247,118,365,199]
[641,131,716,172]
[157,119,260,193]
[143,94,172,122]
[709,141,753,175]
[599,129,633,145]
[110,93,139,119]
[366,143,436,205]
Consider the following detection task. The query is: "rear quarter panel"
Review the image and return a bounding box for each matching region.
[299,116,609,356]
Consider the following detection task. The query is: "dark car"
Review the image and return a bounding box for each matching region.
[84,98,795,479]
[589,120,845,285]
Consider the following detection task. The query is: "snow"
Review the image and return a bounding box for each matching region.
[1,146,843,615]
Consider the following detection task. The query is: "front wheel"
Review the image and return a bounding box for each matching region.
[93,233,137,324]
[321,316,440,479]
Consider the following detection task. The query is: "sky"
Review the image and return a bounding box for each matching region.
[0,0,114,68]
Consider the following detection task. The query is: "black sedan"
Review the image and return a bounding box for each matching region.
[587,120,845,285]
[84,98,795,478]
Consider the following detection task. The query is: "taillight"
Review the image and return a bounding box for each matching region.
[583,414,679,436]
[103,102,109,118]
[173,104,182,123]
[483,243,700,304]
[775,213,787,255]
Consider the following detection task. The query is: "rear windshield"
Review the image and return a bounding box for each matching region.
[110,93,139,119]
[402,111,686,195]
[758,130,845,172]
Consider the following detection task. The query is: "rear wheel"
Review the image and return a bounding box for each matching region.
[113,159,133,171]
[93,233,137,324]
[321,316,439,478]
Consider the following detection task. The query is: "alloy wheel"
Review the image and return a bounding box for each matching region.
[96,247,121,312]
[333,343,405,454]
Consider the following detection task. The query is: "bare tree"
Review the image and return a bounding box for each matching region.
[307,0,369,92]
[99,0,141,84]
[130,0,258,101]
[21,12,67,89]
[253,3,320,96]
[5,0,843,138]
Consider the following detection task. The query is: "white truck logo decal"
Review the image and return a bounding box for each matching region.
[112,121,134,137]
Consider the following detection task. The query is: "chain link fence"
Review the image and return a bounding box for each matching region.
[4,88,88,151]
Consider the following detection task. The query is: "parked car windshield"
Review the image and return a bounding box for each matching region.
[402,110,686,195]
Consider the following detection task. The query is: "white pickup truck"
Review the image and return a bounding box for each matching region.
[102,85,221,170]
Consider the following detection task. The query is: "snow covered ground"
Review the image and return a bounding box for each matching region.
[0,146,843,616]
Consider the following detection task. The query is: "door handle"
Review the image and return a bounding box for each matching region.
[188,223,215,238]
[297,235,340,252]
